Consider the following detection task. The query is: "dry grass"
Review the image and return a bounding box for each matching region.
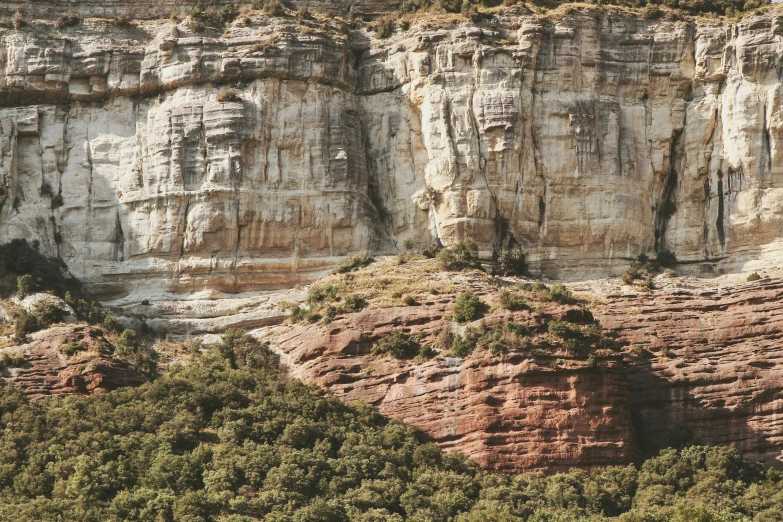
[310,257,471,309]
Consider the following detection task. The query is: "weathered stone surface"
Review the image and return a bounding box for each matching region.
[3,9,783,294]
[0,325,147,398]
[595,278,783,469]
[271,297,635,473]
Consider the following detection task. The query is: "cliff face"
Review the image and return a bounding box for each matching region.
[595,278,783,470]
[273,292,635,474]
[3,8,783,297]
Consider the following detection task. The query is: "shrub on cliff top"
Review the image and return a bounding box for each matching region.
[334,253,374,274]
[747,272,762,282]
[453,291,486,323]
[437,239,482,271]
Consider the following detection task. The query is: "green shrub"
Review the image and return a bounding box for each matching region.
[437,240,482,272]
[498,289,527,311]
[453,291,485,323]
[103,315,121,333]
[548,283,573,304]
[0,349,26,369]
[218,4,238,21]
[141,299,150,306]
[16,275,34,298]
[587,353,598,369]
[532,281,548,293]
[13,310,39,341]
[343,294,368,312]
[747,272,762,282]
[402,295,417,306]
[496,248,528,277]
[372,331,420,359]
[423,241,442,259]
[450,333,472,357]
[111,14,131,26]
[548,320,577,339]
[308,284,339,304]
[402,239,414,251]
[334,253,374,274]
[59,342,84,356]
[114,329,139,356]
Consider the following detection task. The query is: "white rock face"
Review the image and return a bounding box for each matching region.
[2,10,783,296]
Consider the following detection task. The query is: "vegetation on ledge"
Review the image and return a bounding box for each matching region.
[0,330,781,522]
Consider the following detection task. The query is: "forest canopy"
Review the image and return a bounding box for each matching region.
[0,333,781,522]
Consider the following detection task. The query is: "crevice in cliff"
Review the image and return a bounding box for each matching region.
[761,102,772,177]
[654,129,681,254]
[716,170,726,249]
[111,211,125,262]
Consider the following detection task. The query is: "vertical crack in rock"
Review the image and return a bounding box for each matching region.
[716,170,726,250]
[111,211,125,262]
[761,102,772,178]
[654,129,682,253]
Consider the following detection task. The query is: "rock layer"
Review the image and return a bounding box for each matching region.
[0,325,147,398]
[3,9,783,296]
[595,278,783,469]
[273,299,635,473]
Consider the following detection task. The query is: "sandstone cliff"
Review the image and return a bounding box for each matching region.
[256,258,783,472]
[3,8,783,296]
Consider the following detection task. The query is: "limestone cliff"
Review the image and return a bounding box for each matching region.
[3,7,783,297]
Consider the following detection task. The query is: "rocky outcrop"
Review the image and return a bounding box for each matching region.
[0,325,147,398]
[595,278,783,469]
[273,296,635,473]
[3,8,783,296]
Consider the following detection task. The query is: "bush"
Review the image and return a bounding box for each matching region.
[532,281,548,293]
[343,294,368,312]
[16,275,34,298]
[423,241,442,259]
[548,320,577,339]
[402,239,414,251]
[54,11,80,29]
[103,315,121,333]
[437,240,482,272]
[334,253,374,274]
[587,353,598,369]
[33,303,66,327]
[656,250,677,269]
[13,310,39,341]
[141,299,150,306]
[219,4,238,21]
[216,89,241,103]
[261,0,284,15]
[114,329,139,356]
[548,283,573,304]
[372,331,420,359]
[59,342,84,356]
[747,272,762,282]
[372,17,395,39]
[496,248,528,277]
[12,10,24,29]
[402,295,417,306]
[453,291,485,323]
[0,349,26,369]
[498,289,527,311]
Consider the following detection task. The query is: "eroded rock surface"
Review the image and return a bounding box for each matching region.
[271,293,635,473]
[3,9,783,296]
[595,278,783,469]
[0,325,146,398]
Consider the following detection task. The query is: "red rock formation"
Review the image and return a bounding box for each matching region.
[0,325,147,398]
[595,278,783,469]
[274,300,636,473]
